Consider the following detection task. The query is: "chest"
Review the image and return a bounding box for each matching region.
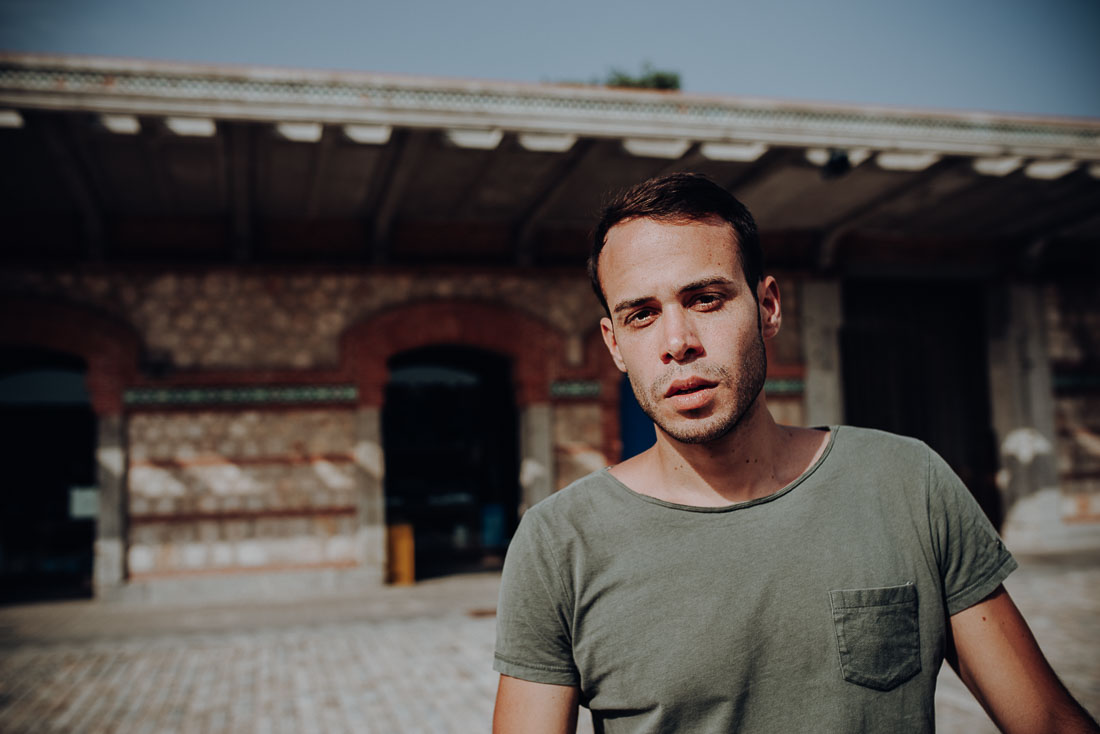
[567,500,945,711]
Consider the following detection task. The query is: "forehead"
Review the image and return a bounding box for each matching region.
[600,217,740,297]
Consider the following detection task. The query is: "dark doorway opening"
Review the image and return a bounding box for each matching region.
[0,346,97,603]
[382,346,519,580]
[841,280,1002,528]
[620,375,656,461]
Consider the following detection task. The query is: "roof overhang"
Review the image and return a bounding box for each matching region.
[2,53,1098,275]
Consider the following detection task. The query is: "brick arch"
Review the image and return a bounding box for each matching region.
[0,296,142,415]
[341,300,567,406]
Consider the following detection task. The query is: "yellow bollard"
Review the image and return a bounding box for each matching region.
[386,523,415,585]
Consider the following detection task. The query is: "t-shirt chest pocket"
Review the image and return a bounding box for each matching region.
[828,582,921,691]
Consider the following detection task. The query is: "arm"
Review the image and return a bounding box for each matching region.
[493,675,580,734]
[948,585,1099,734]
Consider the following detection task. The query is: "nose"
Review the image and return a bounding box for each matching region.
[661,308,702,363]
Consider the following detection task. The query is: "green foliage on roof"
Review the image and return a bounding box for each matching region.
[603,62,681,91]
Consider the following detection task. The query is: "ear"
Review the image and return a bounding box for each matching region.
[600,316,628,373]
[757,276,782,340]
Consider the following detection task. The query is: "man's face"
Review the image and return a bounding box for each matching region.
[598,216,780,445]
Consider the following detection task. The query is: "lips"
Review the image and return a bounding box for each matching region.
[665,377,718,398]
[664,377,719,411]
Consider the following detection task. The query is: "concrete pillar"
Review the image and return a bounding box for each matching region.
[801,280,845,427]
[986,284,1067,551]
[93,414,127,596]
[353,407,386,582]
[519,403,554,514]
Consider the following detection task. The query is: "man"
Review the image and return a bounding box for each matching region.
[493,173,1098,733]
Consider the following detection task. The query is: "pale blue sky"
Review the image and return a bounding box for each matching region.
[1,0,1097,118]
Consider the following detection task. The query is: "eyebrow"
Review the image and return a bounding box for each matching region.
[611,276,738,315]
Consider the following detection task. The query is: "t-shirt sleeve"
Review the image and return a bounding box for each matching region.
[493,508,580,686]
[925,446,1017,616]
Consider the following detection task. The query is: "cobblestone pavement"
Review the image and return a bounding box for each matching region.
[1,553,1096,733]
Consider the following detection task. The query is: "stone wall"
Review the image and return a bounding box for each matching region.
[1,265,813,586]
[0,269,599,370]
[126,409,359,577]
[1047,283,1100,523]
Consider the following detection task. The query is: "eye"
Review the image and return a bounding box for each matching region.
[625,308,657,327]
[692,293,724,310]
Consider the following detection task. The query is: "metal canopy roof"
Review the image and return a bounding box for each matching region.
[2,53,1098,275]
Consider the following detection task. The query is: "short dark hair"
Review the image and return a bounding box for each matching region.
[588,172,762,314]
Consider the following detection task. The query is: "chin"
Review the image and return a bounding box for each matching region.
[657,412,741,445]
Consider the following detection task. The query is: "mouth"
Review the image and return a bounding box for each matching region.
[664,377,718,398]
[663,377,719,411]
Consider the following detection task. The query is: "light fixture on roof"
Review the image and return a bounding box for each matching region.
[622,138,691,159]
[805,148,869,179]
[875,151,940,171]
[445,128,503,150]
[276,122,323,143]
[99,114,141,135]
[972,156,1023,176]
[1024,159,1077,180]
[700,142,768,162]
[0,109,24,128]
[165,117,216,137]
[518,133,577,153]
[343,124,392,145]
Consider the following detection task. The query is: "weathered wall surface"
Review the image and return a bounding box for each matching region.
[1047,283,1100,524]
[1,267,620,584]
[1,269,599,369]
[0,266,818,585]
[127,409,359,577]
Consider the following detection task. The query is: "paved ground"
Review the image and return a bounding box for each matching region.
[1,552,1096,733]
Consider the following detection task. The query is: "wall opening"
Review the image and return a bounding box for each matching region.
[382,345,519,579]
[840,279,1002,527]
[620,375,656,460]
[0,346,97,602]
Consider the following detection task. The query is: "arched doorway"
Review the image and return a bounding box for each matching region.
[382,346,519,579]
[0,346,97,602]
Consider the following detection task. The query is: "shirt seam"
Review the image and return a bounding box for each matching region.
[600,425,839,515]
[945,552,1017,612]
[493,651,576,674]
[531,510,575,645]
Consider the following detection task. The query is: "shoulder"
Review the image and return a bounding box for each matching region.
[523,469,621,529]
[829,425,933,469]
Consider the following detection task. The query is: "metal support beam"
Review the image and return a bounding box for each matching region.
[226,122,253,262]
[657,142,704,175]
[371,129,429,264]
[817,157,965,269]
[140,120,175,213]
[34,114,105,259]
[514,138,598,266]
[305,124,338,219]
[454,132,515,218]
[723,147,799,196]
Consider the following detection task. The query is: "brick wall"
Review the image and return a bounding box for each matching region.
[0,269,598,369]
[1,266,812,582]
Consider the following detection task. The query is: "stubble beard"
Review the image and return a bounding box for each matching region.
[629,332,768,445]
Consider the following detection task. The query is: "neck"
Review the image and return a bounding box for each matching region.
[619,394,826,507]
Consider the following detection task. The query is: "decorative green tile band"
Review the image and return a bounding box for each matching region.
[550,381,602,399]
[1053,374,1100,393]
[764,378,805,395]
[125,385,359,407]
[549,378,804,399]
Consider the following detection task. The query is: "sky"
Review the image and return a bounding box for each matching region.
[1,0,1098,119]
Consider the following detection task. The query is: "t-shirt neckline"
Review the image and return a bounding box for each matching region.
[600,426,839,514]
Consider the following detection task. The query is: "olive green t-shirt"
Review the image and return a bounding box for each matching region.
[494,427,1016,733]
